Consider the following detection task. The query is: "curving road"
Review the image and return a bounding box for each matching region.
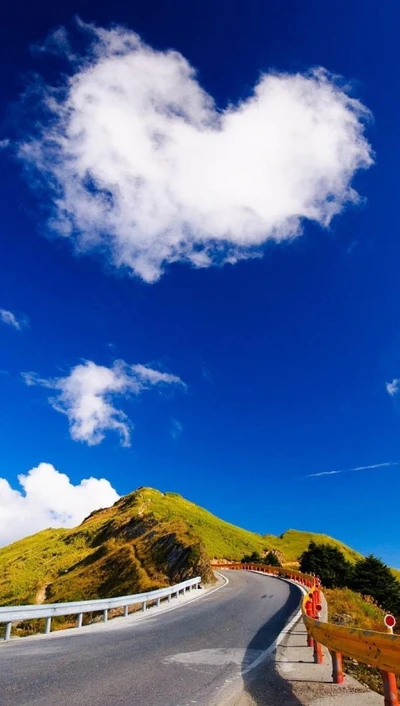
[0,571,301,706]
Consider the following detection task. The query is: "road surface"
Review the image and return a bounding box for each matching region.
[0,571,301,706]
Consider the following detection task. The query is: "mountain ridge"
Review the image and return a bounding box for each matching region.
[0,486,364,606]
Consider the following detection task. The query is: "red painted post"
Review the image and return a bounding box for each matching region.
[380,671,399,706]
[312,599,323,663]
[313,638,323,664]
[311,590,317,614]
[330,651,344,684]
[305,599,314,648]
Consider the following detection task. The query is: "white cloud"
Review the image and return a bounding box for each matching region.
[18,21,373,282]
[386,379,400,397]
[0,308,27,331]
[0,462,119,547]
[306,461,399,478]
[22,359,185,446]
[170,418,183,439]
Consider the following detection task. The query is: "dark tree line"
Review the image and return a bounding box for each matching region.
[299,541,400,616]
[241,550,282,567]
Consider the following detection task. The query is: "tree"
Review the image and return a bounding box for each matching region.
[299,541,352,588]
[264,551,282,567]
[241,551,262,564]
[350,555,400,616]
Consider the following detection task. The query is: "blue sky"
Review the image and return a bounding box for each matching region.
[1,0,400,564]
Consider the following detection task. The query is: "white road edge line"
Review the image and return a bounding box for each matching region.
[240,570,308,675]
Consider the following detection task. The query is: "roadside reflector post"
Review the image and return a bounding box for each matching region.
[385,614,396,635]
[381,616,398,706]
[330,650,344,684]
[380,670,399,706]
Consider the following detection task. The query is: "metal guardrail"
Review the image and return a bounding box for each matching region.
[0,576,201,641]
[302,583,400,705]
[214,562,400,706]
[211,562,315,586]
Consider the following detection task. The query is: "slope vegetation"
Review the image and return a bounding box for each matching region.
[0,486,361,606]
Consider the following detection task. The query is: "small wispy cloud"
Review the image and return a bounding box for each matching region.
[0,308,28,331]
[386,379,400,397]
[170,418,183,439]
[306,461,400,479]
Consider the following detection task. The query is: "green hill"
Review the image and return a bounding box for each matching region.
[263,529,362,564]
[0,487,364,607]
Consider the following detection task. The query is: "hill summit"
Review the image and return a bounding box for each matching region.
[0,487,360,606]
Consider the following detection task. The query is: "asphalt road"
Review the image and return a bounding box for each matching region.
[0,571,301,706]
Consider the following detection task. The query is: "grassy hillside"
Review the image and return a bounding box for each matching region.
[0,486,364,607]
[263,529,362,564]
[0,488,213,605]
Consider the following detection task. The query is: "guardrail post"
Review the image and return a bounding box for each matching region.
[168,593,171,603]
[4,622,12,641]
[157,598,161,607]
[44,617,52,635]
[313,638,323,664]
[142,601,147,612]
[77,613,83,628]
[330,651,344,684]
[103,609,108,623]
[124,606,129,617]
[305,599,314,647]
[380,671,399,706]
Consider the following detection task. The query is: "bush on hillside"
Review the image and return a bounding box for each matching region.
[264,551,282,567]
[241,550,282,567]
[350,555,400,616]
[241,551,262,564]
[299,541,352,588]
[300,542,400,618]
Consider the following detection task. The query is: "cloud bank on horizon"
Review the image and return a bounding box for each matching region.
[23,359,185,446]
[0,462,119,547]
[18,21,373,282]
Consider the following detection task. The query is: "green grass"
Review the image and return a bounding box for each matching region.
[263,529,362,564]
[0,488,215,606]
[325,586,386,630]
[0,486,376,608]
[137,489,266,558]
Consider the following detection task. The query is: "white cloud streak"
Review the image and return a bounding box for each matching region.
[386,379,400,397]
[0,462,119,547]
[18,21,373,282]
[306,461,399,479]
[22,359,185,446]
[0,308,27,331]
[170,418,183,439]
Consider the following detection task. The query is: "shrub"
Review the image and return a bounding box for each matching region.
[299,541,352,588]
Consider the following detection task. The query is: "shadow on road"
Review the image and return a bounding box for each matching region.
[241,582,305,705]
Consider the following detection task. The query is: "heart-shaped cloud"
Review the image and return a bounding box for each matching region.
[19,21,373,282]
